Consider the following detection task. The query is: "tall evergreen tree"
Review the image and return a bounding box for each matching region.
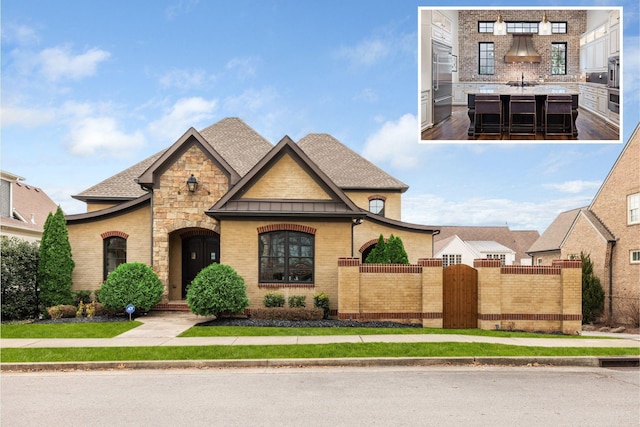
[38,206,75,308]
[365,234,388,264]
[387,234,409,264]
[581,251,605,324]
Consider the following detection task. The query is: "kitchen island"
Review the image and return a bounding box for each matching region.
[467,85,579,138]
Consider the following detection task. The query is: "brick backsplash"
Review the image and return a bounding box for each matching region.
[458,10,586,82]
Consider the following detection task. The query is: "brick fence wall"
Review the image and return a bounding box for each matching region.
[337,258,582,334]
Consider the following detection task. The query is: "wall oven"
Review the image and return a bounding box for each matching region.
[608,88,619,114]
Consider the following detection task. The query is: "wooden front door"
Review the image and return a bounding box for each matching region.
[443,264,478,329]
[182,235,220,299]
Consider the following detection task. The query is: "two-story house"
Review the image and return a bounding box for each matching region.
[66,117,438,312]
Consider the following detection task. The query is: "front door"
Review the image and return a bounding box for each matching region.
[182,235,220,298]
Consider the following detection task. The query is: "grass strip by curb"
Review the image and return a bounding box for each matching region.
[2,343,638,363]
[0,322,142,339]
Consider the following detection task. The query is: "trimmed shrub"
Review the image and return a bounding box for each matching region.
[46,305,76,320]
[99,262,163,313]
[186,264,249,317]
[581,252,605,323]
[263,292,285,307]
[387,235,409,264]
[288,295,306,308]
[1,236,39,320]
[313,293,330,319]
[365,234,388,264]
[251,307,324,321]
[73,290,93,305]
[38,206,75,308]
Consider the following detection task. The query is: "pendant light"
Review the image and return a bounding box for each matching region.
[493,12,507,36]
[539,12,552,35]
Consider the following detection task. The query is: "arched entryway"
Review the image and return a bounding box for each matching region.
[180,230,220,298]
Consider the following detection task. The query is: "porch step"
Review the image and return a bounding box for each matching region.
[151,302,190,312]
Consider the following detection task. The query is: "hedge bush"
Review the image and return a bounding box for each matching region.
[38,206,75,308]
[186,264,249,317]
[263,292,285,307]
[250,307,324,321]
[288,295,306,308]
[313,293,330,319]
[99,262,163,313]
[581,252,605,323]
[1,236,39,320]
[46,305,77,320]
[73,290,93,305]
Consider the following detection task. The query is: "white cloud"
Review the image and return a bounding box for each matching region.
[158,68,213,90]
[67,117,146,157]
[148,97,217,140]
[354,88,379,103]
[0,105,56,127]
[402,193,593,232]
[335,38,390,68]
[38,46,110,81]
[362,114,421,168]
[543,180,601,194]
[165,0,200,20]
[226,57,258,80]
[2,23,40,45]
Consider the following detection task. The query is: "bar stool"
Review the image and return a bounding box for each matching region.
[474,94,502,139]
[544,95,574,138]
[509,95,536,139]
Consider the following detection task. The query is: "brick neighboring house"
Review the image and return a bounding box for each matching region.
[66,118,438,311]
[528,124,640,324]
[0,170,58,243]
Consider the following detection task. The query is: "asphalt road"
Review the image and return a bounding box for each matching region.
[2,366,639,426]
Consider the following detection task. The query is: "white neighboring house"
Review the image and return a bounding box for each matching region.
[434,234,516,267]
[0,170,58,243]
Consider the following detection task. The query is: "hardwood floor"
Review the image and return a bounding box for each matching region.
[421,106,620,141]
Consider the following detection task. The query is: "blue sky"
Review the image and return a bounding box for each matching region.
[2,0,639,233]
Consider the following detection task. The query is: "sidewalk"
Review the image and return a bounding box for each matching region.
[2,311,639,349]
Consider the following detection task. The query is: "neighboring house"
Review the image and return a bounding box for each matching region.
[434,234,516,267]
[435,226,539,265]
[528,124,640,323]
[66,118,438,311]
[0,170,58,243]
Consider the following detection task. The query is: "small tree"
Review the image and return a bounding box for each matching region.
[365,234,388,264]
[99,262,163,312]
[38,206,75,308]
[186,263,249,317]
[581,252,605,324]
[387,234,409,264]
[1,236,40,320]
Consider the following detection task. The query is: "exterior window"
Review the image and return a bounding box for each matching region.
[103,236,126,280]
[552,22,567,33]
[479,43,494,75]
[487,254,506,265]
[630,251,640,264]
[537,258,543,266]
[478,22,493,33]
[259,231,314,283]
[369,199,385,216]
[551,42,567,75]
[442,254,462,268]
[507,22,539,33]
[628,193,640,224]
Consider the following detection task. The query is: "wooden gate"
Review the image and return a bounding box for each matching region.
[443,264,478,329]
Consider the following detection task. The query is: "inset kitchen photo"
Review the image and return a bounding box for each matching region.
[419,7,622,142]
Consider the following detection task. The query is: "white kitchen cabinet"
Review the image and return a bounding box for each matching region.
[596,87,609,116]
[421,90,432,131]
[431,10,453,45]
[578,84,617,128]
[608,10,620,55]
[580,24,609,72]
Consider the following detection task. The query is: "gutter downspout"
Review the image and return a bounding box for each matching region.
[431,229,440,258]
[608,239,617,322]
[351,218,363,257]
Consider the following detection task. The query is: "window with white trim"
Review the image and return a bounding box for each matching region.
[369,198,385,216]
[442,254,462,268]
[628,193,639,224]
[631,250,640,264]
[487,253,506,265]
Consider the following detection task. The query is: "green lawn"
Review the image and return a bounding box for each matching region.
[1,343,638,363]
[179,326,591,338]
[0,321,142,339]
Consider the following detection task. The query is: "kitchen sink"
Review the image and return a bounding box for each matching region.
[506,81,539,87]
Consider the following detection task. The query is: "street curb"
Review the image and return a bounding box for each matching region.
[0,356,608,372]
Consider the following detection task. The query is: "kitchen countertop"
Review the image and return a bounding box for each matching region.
[469,85,579,95]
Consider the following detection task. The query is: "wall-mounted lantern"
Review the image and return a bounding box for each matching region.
[186,174,198,193]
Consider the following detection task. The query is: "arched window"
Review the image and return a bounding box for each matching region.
[259,231,314,283]
[103,236,126,280]
[369,198,385,216]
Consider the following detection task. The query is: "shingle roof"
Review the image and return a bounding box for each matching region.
[73,151,164,201]
[198,117,273,176]
[526,208,584,254]
[2,179,58,233]
[297,133,409,192]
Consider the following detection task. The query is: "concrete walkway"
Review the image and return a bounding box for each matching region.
[2,311,639,349]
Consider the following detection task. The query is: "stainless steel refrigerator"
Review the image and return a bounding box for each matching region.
[432,41,453,124]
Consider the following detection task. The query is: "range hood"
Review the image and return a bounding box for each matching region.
[504,35,541,63]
